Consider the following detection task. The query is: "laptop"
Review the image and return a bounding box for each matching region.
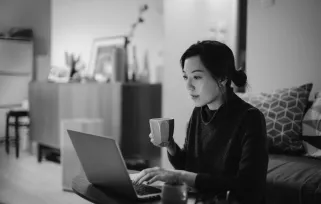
[67,130,161,201]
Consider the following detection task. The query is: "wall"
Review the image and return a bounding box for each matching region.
[0,0,51,137]
[0,0,51,81]
[246,0,321,97]
[0,0,51,55]
[51,0,164,83]
[162,0,239,168]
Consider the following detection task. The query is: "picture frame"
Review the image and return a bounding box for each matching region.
[87,35,128,82]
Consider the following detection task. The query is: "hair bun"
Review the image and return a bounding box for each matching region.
[232,69,247,87]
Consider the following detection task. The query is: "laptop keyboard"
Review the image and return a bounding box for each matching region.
[132,183,161,196]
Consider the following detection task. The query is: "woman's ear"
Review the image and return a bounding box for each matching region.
[220,78,227,87]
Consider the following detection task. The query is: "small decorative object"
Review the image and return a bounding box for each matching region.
[48,52,86,83]
[65,52,80,79]
[65,52,87,83]
[87,36,128,83]
[137,50,150,83]
[128,4,148,41]
[129,45,139,82]
[47,66,70,83]
[126,4,149,83]
[8,27,34,40]
[134,50,150,83]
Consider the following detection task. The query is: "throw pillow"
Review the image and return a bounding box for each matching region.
[302,92,321,157]
[239,83,313,155]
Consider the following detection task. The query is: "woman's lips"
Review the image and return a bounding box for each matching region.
[191,95,199,100]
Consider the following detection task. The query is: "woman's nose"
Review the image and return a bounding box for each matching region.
[186,79,194,91]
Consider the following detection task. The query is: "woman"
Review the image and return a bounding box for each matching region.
[133,40,268,204]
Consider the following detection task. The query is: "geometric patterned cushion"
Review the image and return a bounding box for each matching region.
[302,92,321,157]
[239,83,313,155]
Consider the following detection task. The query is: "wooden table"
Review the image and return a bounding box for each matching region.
[72,174,198,204]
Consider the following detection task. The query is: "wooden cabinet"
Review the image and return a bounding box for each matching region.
[29,82,162,164]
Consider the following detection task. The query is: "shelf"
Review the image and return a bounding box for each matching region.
[0,70,31,76]
[0,37,32,42]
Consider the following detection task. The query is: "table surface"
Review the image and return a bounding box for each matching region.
[72,173,198,204]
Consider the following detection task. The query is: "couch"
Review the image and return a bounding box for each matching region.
[239,83,321,204]
[267,153,321,204]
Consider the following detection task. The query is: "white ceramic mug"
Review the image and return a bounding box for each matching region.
[149,118,174,147]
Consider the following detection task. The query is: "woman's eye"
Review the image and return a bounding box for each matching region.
[194,76,202,80]
[183,75,188,80]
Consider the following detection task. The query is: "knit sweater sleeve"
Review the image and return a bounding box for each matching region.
[167,109,196,170]
[167,143,186,170]
[167,123,190,170]
[194,108,268,204]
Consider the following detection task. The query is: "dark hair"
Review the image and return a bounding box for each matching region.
[180,40,247,88]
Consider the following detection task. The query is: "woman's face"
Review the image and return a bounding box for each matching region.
[183,56,224,110]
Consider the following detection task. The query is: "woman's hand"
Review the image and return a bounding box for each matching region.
[132,167,181,185]
[149,133,174,148]
[149,133,162,147]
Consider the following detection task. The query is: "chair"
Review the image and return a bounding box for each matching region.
[5,109,30,158]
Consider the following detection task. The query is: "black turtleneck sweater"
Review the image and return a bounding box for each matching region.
[168,90,268,204]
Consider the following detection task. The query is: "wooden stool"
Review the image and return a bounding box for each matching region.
[5,109,30,158]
